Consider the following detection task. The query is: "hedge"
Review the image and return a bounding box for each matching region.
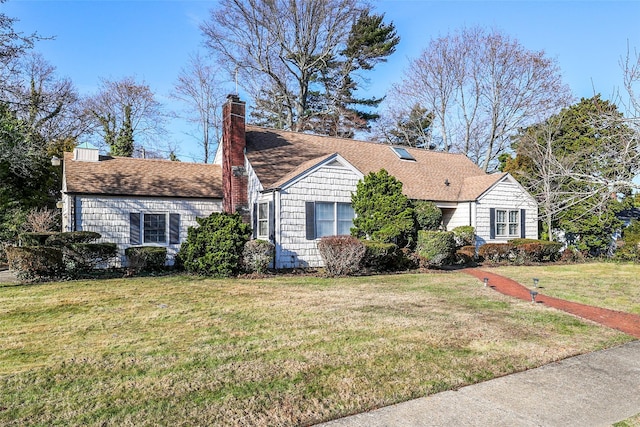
[478,243,515,263]
[64,243,118,273]
[19,232,57,247]
[416,230,456,267]
[452,226,475,248]
[361,241,398,272]
[46,231,101,246]
[125,246,167,272]
[6,246,64,281]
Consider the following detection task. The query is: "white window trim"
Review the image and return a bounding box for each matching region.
[257,202,269,239]
[142,212,168,245]
[495,209,519,238]
[315,202,354,238]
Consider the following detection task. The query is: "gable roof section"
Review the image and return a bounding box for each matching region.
[63,152,223,198]
[245,126,497,202]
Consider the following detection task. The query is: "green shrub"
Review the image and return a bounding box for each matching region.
[125,246,168,272]
[361,240,397,271]
[317,235,365,276]
[177,212,252,277]
[615,220,640,262]
[478,243,515,263]
[510,238,563,262]
[413,201,442,231]
[242,239,275,274]
[64,243,118,273]
[351,169,415,247]
[46,231,101,246]
[19,232,57,247]
[416,231,456,267]
[452,226,475,248]
[5,245,64,281]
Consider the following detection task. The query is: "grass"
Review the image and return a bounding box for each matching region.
[0,272,633,426]
[486,262,640,314]
[615,413,640,427]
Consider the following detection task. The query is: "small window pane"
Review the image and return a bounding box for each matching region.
[509,224,518,235]
[316,202,335,238]
[496,224,506,236]
[259,202,268,218]
[496,210,506,223]
[257,202,269,238]
[509,210,518,223]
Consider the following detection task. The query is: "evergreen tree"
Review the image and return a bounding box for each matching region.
[112,104,134,156]
[351,169,415,247]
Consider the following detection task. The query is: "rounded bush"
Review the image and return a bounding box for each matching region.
[452,226,475,248]
[317,235,365,276]
[65,242,118,273]
[177,212,252,277]
[242,239,275,274]
[416,230,456,267]
[414,201,442,231]
[125,246,168,272]
[478,243,515,263]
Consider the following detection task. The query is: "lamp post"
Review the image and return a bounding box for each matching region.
[51,156,61,167]
[530,290,538,303]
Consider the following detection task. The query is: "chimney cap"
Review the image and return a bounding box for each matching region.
[227,94,241,102]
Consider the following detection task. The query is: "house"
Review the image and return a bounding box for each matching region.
[60,95,538,268]
[60,143,223,266]
[213,95,538,268]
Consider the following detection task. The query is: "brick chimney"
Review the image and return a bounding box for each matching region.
[222,94,249,220]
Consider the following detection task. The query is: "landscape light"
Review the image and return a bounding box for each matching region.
[51,156,61,167]
[530,290,538,303]
[483,277,489,287]
[533,278,539,288]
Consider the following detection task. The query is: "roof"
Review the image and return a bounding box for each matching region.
[63,152,223,199]
[245,126,503,202]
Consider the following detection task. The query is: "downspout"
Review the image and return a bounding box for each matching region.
[72,196,77,231]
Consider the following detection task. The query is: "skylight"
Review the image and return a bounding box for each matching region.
[390,146,416,161]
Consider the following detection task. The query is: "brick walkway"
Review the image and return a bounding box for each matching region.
[464,268,640,339]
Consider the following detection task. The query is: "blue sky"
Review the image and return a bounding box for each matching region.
[4,0,640,161]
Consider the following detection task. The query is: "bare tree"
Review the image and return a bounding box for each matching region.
[171,53,227,163]
[393,26,572,171]
[1,53,86,143]
[83,76,166,156]
[201,0,396,135]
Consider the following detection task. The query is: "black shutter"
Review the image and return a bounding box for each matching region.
[520,209,526,238]
[130,213,141,245]
[305,201,315,240]
[169,213,180,244]
[252,203,258,239]
[489,208,495,240]
[268,201,275,242]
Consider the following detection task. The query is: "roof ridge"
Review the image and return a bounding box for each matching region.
[245,124,471,158]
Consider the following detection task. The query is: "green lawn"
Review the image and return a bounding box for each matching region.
[486,263,640,315]
[0,271,633,426]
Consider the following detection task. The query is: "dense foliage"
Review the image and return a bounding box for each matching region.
[452,226,475,248]
[416,230,456,267]
[125,246,168,272]
[351,169,415,247]
[242,239,275,274]
[177,212,252,277]
[413,200,442,231]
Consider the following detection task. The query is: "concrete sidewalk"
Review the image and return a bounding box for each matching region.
[317,340,640,427]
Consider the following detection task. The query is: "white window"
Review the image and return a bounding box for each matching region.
[496,209,519,237]
[315,202,354,238]
[144,213,166,243]
[257,202,269,239]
